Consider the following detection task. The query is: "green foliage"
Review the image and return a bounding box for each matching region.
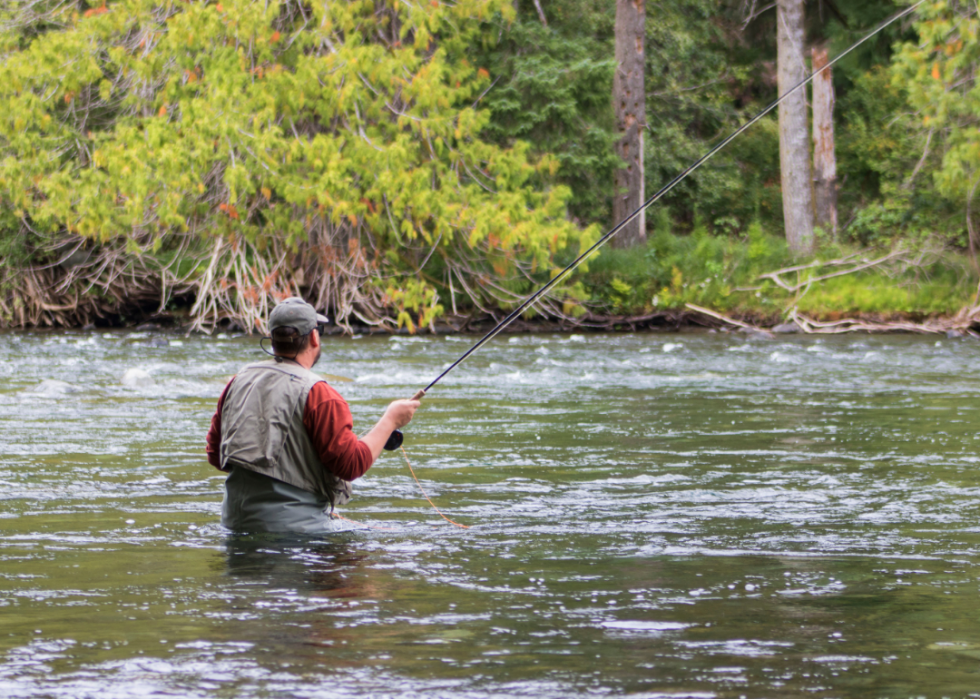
[836,68,916,205]
[835,65,958,246]
[644,1,781,233]
[582,219,789,313]
[892,1,980,223]
[0,0,590,329]
[0,220,33,269]
[476,0,620,224]
[386,277,444,333]
[579,224,975,318]
[819,0,912,86]
[478,0,785,236]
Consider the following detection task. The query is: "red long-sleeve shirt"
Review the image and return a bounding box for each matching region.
[206,378,373,482]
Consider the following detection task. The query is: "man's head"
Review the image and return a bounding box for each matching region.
[269,298,328,365]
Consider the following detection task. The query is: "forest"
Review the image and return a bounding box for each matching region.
[1,0,978,333]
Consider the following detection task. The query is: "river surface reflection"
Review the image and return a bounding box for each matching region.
[2,330,980,697]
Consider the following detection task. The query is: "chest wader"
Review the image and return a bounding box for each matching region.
[219,359,353,533]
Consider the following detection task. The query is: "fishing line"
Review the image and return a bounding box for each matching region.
[400,446,469,528]
[412,0,926,397]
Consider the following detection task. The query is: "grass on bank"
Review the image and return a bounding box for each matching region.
[577,222,978,322]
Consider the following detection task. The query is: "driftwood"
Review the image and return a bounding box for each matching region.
[741,245,980,337]
[683,299,980,338]
[789,307,980,337]
[685,303,774,336]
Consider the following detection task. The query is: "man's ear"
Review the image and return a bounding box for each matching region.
[310,330,321,350]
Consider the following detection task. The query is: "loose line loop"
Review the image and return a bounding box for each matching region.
[331,447,470,529]
[401,446,470,529]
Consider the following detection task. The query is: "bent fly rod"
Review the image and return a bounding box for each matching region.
[384,0,926,451]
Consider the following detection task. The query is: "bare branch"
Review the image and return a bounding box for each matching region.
[758,250,906,292]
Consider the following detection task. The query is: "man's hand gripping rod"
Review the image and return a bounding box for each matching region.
[383,389,426,451]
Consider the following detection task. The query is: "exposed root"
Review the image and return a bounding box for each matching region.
[0,240,194,328]
[0,230,583,333]
[187,233,398,334]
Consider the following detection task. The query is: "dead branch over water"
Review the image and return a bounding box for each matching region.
[686,247,980,337]
[757,250,909,293]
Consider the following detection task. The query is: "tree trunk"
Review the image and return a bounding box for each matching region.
[776,0,813,256]
[611,0,645,249]
[811,44,838,239]
[532,0,548,26]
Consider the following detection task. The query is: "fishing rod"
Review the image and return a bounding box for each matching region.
[383,0,925,451]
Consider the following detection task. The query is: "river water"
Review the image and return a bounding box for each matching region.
[1,330,980,697]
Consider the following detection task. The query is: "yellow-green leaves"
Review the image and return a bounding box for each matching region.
[892,1,980,203]
[0,0,586,330]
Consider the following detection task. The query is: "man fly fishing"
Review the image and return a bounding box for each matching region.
[205,297,420,533]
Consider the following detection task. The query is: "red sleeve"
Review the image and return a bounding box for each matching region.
[303,382,374,481]
[206,378,235,470]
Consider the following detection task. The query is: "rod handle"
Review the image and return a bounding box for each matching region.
[383,390,427,451]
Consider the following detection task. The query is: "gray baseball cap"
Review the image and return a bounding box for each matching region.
[268,297,329,335]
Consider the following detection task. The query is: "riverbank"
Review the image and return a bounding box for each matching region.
[11,305,978,339]
[2,230,977,336]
